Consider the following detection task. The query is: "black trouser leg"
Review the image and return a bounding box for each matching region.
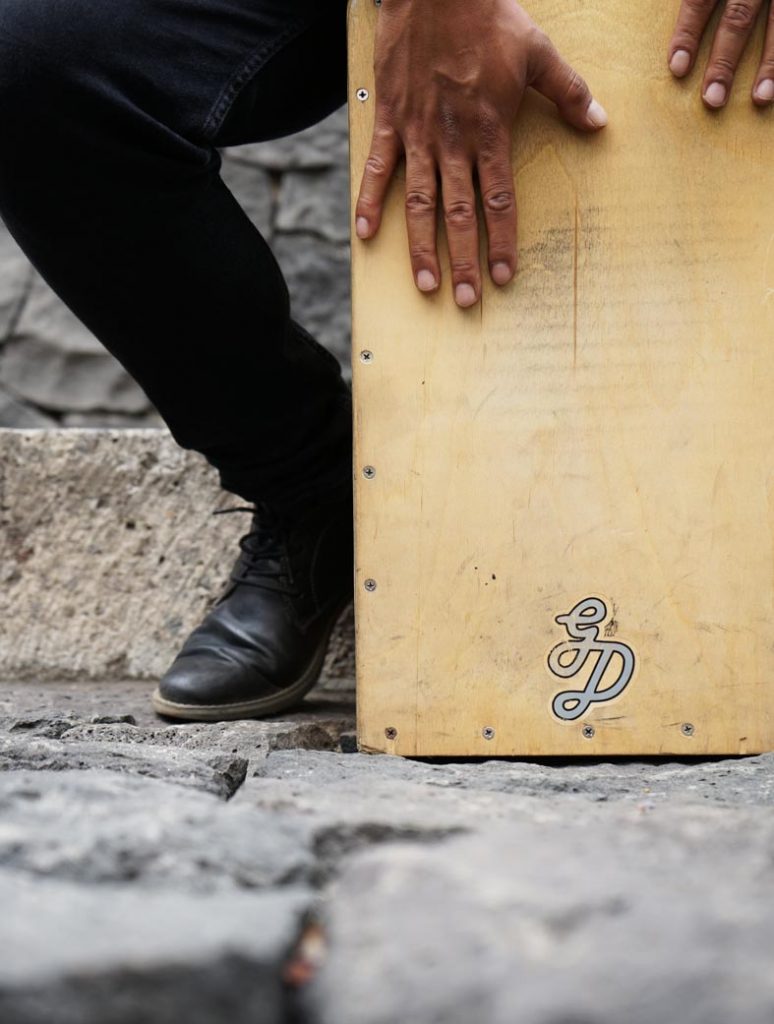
[0,0,352,510]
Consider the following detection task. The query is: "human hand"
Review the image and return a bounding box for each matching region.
[669,1,774,108]
[354,0,608,309]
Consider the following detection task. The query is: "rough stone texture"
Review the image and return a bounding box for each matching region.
[0,384,57,428]
[224,108,349,172]
[61,411,164,428]
[0,770,315,887]
[0,429,356,683]
[245,751,774,1024]
[274,234,352,369]
[0,735,249,799]
[220,153,274,238]
[0,107,352,427]
[2,680,774,1023]
[0,872,311,1024]
[313,819,774,1024]
[0,220,31,341]
[0,681,355,760]
[276,166,351,244]
[1,274,152,414]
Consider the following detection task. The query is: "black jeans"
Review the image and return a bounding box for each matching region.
[0,0,352,513]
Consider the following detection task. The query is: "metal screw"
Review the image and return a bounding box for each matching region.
[374,0,382,6]
[385,726,397,740]
[360,350,374,363]
[364,578,377,592]
[362,465,376,479]
[482,727,495,741]
[681,723,695,737]
[582,725,596,739]
[356,88,369,102]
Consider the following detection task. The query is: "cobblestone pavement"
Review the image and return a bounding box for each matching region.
[2,680,774,1024]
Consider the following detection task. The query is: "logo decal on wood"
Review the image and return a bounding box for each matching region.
[547,598,635,721]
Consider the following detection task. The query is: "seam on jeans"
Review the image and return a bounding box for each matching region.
[200,16,312,143]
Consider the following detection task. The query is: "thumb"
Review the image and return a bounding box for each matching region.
[529,37,608,133]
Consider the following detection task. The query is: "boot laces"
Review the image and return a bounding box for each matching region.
[214,504,305,596]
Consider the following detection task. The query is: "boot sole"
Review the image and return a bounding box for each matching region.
[150,603,348,722]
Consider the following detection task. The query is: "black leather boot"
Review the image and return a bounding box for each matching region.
[152,494,353,721]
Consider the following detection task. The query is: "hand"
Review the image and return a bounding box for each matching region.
[668,1,774,108]
[354,0,608,309]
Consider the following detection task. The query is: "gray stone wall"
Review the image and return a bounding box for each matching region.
[0,109,351,429]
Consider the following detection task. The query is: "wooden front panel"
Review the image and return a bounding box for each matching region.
[348,0,774,756]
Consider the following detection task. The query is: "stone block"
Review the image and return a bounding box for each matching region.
[0,734,248,798]
[276,166,350,243]
[0,430,355,683]
[274,234,351,370]
[0,769,316,887]
[0,385,56,428]
[0,220,31,342]
[219,155,274,238]
[311,816,774,1024]
[271,749,774,1024]
[0,871,311,1024]
[0,275,150,414]
[224,108,348,171]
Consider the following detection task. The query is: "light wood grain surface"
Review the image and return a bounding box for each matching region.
[348,0,774,756]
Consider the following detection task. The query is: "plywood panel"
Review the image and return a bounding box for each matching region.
[348,0,774,756]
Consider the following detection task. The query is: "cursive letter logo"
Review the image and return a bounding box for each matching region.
[547,598,635,721]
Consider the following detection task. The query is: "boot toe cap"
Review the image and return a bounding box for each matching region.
[154,653,280,718]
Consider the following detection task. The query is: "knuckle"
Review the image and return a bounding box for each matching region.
[526,27,556,77]
[444,199,477,227]
[364,153,389,178]
[685,0,715,14]
[489,247,514,263]
[409,243,435,260]
[373,123,398,143]
[482,188,515,215]
[708,56,737,77]
[450,257,479,277]
[527,25,552,55]
[722,1,758,31]
[561,70,590,107]
[405,190,437,214]
[676,0,715,35]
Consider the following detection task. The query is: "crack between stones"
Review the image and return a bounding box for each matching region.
[1,263,35,345]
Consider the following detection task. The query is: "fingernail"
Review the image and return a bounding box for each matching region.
[356,216,369,238]
[455,283,477,307]
[669,49,691,77]
[417,269,437,292]
[704,82,727,107]
[491,262,512,286]
[755,79,774,102]
[586,99,608,128]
